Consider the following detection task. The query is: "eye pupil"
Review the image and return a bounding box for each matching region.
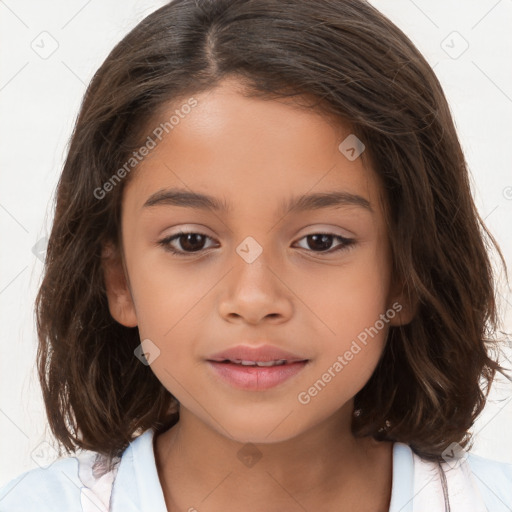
[307,234,333,251]
[181,233,206,252]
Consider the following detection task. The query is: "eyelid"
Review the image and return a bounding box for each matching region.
[158,228,356,257]
[158,230,218,256]
[294,223,356,239]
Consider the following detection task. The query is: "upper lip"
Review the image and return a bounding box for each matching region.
[207,344,309,363]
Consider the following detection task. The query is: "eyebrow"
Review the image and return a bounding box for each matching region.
[142,188,372,215]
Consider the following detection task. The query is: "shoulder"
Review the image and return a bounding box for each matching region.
[408,444,512,511]
[0,457,82,511]
[465,451,512,509]
[0,450,120,512]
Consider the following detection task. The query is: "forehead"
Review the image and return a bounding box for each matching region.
[122,79,382,218]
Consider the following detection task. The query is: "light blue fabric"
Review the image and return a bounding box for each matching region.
[0,429,511,511]
[0,456,84,511]
[466,452,512,511]
[388,442,414,512]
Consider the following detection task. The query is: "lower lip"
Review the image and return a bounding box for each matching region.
[207,361,308,390]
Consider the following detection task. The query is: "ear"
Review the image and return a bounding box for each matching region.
[386,275,417,327]
[101,242,138,328]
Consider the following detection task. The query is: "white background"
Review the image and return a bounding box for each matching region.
[1,0,511,488]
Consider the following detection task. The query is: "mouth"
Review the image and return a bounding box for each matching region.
[208,343,308,364]
[206,358,310,390]
[206,344,310,390]
[209,358,306,367]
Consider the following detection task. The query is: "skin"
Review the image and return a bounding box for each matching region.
[102,77,413,512]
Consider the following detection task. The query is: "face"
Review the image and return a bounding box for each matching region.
[103,77,410,444]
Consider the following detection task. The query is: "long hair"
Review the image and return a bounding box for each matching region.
[36,0,509,463]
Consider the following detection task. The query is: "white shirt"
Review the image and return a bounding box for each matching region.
[0,428,511,511]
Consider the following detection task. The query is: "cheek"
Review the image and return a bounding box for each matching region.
[297,263,391,413]
[128,249,212,334]
[126,256,217,390]
[300,253,391,393]
[301,254,391,343]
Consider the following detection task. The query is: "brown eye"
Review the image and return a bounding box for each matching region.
[158,231,355,257]
[159,231,216,255]
[294,233,355,254]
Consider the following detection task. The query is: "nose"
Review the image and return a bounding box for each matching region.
[217,245,293,325]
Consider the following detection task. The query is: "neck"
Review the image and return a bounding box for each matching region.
[154,404,393,511]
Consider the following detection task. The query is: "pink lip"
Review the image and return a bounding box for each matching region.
[207,360,309,390]
[208,344,307,363]
[206,344,309,390]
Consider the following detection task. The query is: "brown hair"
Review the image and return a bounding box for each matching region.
[36,0,510,463]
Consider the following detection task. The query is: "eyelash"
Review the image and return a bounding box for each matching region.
[158,230,356,257]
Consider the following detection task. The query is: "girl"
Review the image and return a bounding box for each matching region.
[1,0,511,510]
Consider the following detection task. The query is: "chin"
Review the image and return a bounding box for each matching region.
[230,429,297,446]
[213,410,305,446]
